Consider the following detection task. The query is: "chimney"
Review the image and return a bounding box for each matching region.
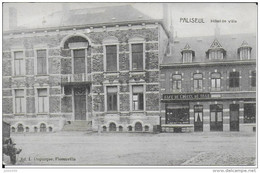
[214,23,220,37]
[163,3,169,30]
[9,7,17,30]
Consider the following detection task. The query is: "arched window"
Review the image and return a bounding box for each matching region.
[103,126,107,132]
[17,124,24,132]
[135,122,143,132]
[34,127,38,132]
[119,126,123,132]
[144,125,149,132]
[193,73,203,91]
[109,123,117,132]
[11,127,15,133]
[128,126,132,132]
[40,123,47,132]
[25,127,29,132]
[211,72,221,91]
[48,127,53,132]
[63,36,89,49]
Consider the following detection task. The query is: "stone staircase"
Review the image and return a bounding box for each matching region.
[62,121,92,131]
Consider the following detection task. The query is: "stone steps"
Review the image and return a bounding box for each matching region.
[62,121,92,131]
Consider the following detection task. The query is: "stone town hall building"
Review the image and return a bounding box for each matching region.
[3,5,169,132]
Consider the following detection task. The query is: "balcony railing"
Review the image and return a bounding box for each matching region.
[61,73,89,83]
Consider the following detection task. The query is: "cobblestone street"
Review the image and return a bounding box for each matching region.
[4,131,256,166]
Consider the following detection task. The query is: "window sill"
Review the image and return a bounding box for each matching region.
[130,70,146,73]
[36,74,49,77]
[37,113,48,115]
[12,75,26,78]
[14,114,25,116]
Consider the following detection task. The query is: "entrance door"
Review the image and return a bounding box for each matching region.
[230,104,239,131]
[74,87,86,120]
[194,105,203,132]
[210,104,223,131]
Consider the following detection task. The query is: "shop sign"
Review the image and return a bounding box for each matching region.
[163,93,211,100]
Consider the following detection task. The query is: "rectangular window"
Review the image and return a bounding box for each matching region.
[132,85,144,111]
[37,50,47,75]
[132,43,143,71]
[229,72,239,88]
[73,49,85,74]
[15,89,25,113]
[107,86,117,111]
[244,103,256,123]
[251,71,256,87]
[14,51,25,76]
[106,45,117,72]
[38,89,48,113]
[210,104,223,122]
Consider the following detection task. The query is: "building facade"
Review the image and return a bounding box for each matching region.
[160,34,256,132]
[3,5,170,133]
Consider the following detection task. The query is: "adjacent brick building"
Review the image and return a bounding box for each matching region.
[160,33,256,132]
[3,5,170,132]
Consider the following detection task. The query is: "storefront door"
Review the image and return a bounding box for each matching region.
[194,105,203,132]
[230,104,239,131]
[210,104,223,131]
[74,87,86,120]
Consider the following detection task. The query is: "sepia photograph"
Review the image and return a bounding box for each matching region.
[1,1,257,170]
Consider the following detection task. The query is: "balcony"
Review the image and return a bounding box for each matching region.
[61,73,91,86]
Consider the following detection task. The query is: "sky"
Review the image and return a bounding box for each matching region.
[2,2,257,37]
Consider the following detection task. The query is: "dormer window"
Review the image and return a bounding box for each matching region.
[181,44,195,63]
[206,39,226,60]
[238,41,252,60]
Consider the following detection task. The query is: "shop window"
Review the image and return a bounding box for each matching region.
[73,49,85,74]
[144,126,149,132]
[211,72,221,90]
[135,122,143,132]
[109,123,116,132]
[14,51,25,76]
[172,74,182,91]
[132,43,143,71]
[15,89,25,114]
[103,126,107,132]
[34,127,38,132]
[106,45,117,72]
[193,73,203,91]
[25,127,29,132]
[132,85,144,111]
[17,124,24,132]
[40,123,47,132]
[229,72,239,88]
[107,86,118,111]
[37,50,47,75]
[11,127,15,133]
[244,103,256,123]
[166,104,190,124]
[251,71,256,87]
[128,126,133,132]
[38,89,48,113]
[119,126,123,132]
[48,127,53,132]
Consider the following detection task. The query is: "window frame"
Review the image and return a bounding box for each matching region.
[36,88,49,114]
[72,49,86,74]
[35,48,48,75]
[209,50,224,60]
[211,72,221,90]
[132,85,144,111]
[13,51,25,76]
[251,71,256,87]
[194,105,203,123]
[106,86,118,112]
[172,74,182,92]
[229,71,240,88]
[129,37,145,71]
[182,51,193,63]
[244,103,256,123]
[104,44,119,72]
[13,89,26,114]
[193,73,203,91]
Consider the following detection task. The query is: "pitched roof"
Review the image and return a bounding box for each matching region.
[162,33,256,64]
[18,5,152,30]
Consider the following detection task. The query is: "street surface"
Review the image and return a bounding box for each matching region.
[4,131,256,166]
